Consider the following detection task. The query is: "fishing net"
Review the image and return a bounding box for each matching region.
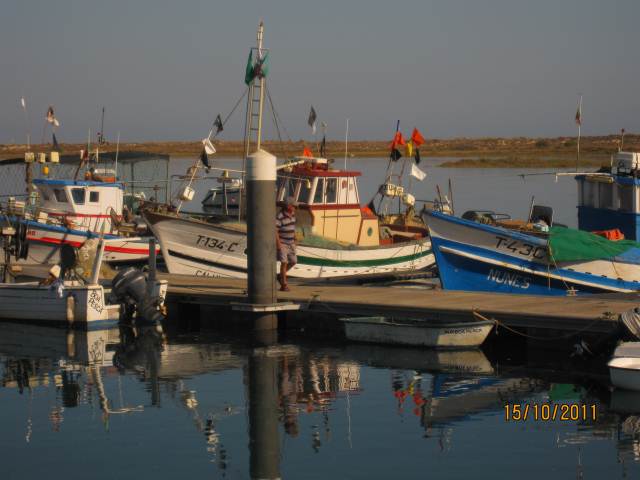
[548,226,640,262]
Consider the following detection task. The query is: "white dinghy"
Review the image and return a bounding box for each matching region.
[609,342,640,392]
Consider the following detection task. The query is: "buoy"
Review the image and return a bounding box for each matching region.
[42,165,50,176]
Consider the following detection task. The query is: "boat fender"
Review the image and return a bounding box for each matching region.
[66,293,76,325]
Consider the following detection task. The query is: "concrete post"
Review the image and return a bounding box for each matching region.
[246,149,278,331]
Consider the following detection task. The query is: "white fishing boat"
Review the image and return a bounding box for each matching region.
[340,316,495,348]
[1,151,167,265]
[144,22,433,280]
[609,342,640,392]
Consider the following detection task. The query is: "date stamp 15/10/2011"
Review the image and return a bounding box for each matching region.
[504,403,597,422]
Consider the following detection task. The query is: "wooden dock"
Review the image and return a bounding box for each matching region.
[161,274,640,334]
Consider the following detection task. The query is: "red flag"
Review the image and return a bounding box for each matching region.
[411,128,425,147]
[389,131,406,150]
[302,146,313,157]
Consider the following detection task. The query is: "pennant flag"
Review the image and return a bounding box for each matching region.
[411,128,425,146]
[406,140,413,158]
[200,147,210,169]
[575,99,582,126]
[202,138,216,155]
[20,97,26,109]
[390,148,402,162]
[320,135,326,157]
[214,114,224,134]
[414,148,421,165]
[46,106,60,127]
[410,163,427,181]
[253,51,269,79]
[389,131,406,150]
[244,50,254,85]
[302,146,314,158]
[308,106,317,134]
[52,133,60,151]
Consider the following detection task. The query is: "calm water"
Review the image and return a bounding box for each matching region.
[0,321,638,479]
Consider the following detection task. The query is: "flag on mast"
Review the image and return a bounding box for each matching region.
[308,106,317,134]
[52,133,60,151]
[20,97,26,110]
[202,138,216,155]
[200,146,210,169]
[410,163,427,181]
[46,106,60,127]
[214,114,224,134]
[575,97,582,126]
[411,128,425,146]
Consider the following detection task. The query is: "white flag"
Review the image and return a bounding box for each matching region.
[20,97,26,109]
[202,138,216,155]
[410,163,426,181]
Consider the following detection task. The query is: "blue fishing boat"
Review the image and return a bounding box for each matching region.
[424,151,640,296]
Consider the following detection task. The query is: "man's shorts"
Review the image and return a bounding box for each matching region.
[277,243,297,265]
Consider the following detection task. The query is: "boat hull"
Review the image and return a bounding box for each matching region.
[341,317,494,348]
[425,211,640,295]
[20,220,156,265]
[609,357,640,392]
[145,211,434,279]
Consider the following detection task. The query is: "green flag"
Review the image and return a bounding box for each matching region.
[244,50,254,85]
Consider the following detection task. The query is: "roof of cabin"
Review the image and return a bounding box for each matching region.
[288,166,361,178]
[34,179,125,189]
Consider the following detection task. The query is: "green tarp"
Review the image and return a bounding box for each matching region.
[548,226,640,262]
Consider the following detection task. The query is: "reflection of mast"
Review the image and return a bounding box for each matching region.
[90,366,143,426]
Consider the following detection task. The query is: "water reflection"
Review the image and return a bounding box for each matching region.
[1,322,640,478]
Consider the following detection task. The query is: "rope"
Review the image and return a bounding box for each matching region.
[473,310,611,341]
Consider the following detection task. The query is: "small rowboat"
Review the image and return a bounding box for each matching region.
[340,316,494,348]
[609,342,640,391]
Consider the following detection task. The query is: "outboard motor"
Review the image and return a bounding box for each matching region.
[110,267,165,326]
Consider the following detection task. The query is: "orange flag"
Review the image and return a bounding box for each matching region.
[302,146,314,157]
[411,128,425,147]
[389,131,406,150]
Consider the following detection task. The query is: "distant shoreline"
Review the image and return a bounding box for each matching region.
[1,134,634,168]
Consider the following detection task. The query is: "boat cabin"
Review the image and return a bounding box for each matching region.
[577,151,640,240]
[276,157,380,247]
[33,178,124,233]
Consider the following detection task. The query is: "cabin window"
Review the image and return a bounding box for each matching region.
[53,188,68,203]
[71,188,86,205]
[599,183,614,209]
[348,177,359,204]
[620,185,634,211]
[313,178,325,204]
[298,178,312,204]
[40,189,51,201]
[89,191,100,203]
[277,176,299,202]
[581,181,597,207]
[325,178,337,203]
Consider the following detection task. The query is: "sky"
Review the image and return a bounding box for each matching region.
[1,0,639,144]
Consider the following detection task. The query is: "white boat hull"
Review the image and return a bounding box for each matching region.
[609,357,640,391]
[342,317,494,348]
[145,211,434,279]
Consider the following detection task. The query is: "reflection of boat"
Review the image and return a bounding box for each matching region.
[609,342,640,392]
[341,343,494,374]
[341,316,494,348]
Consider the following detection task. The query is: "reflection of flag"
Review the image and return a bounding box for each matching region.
[302,146,313,157]
[411,128,425,146]
[46,106,60,127]
[200,147,210,169]
[406,141,413,158]
[214,114,224,134]
[410,163,426,181]
[308,106,317,134]
[52,133,60,151]
[202,138,216,155]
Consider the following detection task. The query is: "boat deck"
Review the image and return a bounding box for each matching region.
[161,274,640,333]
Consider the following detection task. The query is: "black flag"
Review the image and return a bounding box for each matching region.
[414,148,421,165]
[214,114,224,135]
[320,135,326,157]
[390,148,402,161]
[308,106,317,134]
[200,147,210,169]
[52,133,60,151]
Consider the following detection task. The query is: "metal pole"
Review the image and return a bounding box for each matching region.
[147,237,157,294]
[246,149,277,331]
